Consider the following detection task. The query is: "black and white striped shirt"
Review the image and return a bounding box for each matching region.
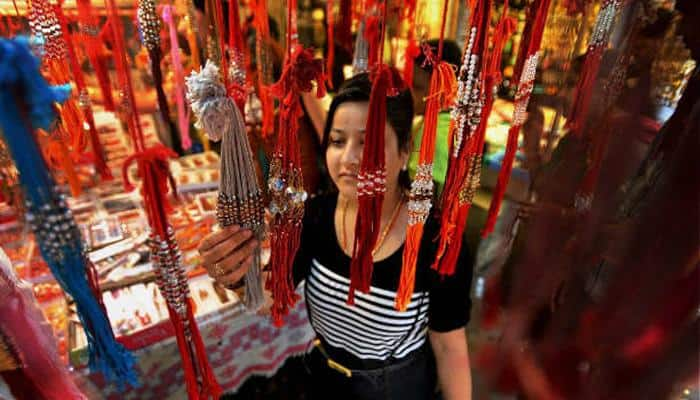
[294,194,473,366]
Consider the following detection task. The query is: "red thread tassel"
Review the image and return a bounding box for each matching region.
[434,0,505,275]
[349,67,390,304]
[566,46,604,136]
[267,31,325,323]
[397,62,456,309]
[56,3,112,181]
[482,0,552,237]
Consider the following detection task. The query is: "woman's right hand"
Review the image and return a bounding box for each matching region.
[198,225,259,288]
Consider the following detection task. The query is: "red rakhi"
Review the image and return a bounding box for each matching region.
[76,0,116,111]
[482,0,552,237]
[267,0,326,325]
[346,0,390,304]
[432,0,494,276]
[397,0,456,310]
[567,0,625,137]
[55,3,112,181]
[106,0,220,397]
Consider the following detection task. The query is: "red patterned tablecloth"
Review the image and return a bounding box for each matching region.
[75,298,314,399]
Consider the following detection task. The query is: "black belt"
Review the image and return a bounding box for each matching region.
[311,339,427,379]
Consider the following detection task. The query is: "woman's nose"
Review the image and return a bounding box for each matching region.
[340,142,361,167]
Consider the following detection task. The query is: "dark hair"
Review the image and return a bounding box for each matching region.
[414,39,463,72]
[322,72,414,189]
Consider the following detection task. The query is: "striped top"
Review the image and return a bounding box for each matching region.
[294,193,473,366]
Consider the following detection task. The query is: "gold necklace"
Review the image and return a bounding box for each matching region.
[340,193,404,258]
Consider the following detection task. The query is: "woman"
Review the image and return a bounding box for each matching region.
[198,73,473,399]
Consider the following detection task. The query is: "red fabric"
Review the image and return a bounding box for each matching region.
[326,0,335,89]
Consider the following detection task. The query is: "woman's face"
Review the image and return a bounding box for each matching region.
[326,101,409,200]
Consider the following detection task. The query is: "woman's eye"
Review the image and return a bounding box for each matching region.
[330,138,345,146]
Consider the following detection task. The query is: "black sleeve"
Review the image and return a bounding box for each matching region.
[426,232,474,333]
[292,194,326,287]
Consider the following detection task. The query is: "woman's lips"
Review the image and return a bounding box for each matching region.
[339,172,357,180]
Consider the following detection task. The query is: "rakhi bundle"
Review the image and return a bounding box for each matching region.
[76,0,115,111]
[0,36,137,387]
[105,0,220,396]
[567,0,625,136]
[186,61,265,312]
[397,0,457,310]
[482,0,552,236]
[28,0,89,196]
[267,0,325,323]
[436,1,515,276]
[55,3,111,181]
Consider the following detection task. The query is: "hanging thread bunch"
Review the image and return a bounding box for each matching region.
[434,0,517,275]
[567,0,624,136]
[0,36,137,387]
[482,0,552,237]
[397,0,457,310]
[186,61,266,312]
[267,0,326,324]
[347,0,399,304]
[76,0,115,111]
[106,0,220,395]
[55,3,112,181]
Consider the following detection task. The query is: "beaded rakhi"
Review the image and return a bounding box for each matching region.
[434,0,516,276]
[106,0,220,395]
[397,0,457,311]
[482,0,553,237]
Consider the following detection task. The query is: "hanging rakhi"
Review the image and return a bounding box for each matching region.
[347,0,398,304]
[28,0,87,196]
[0,36,137,387]
[138,0,184,154]
[267,0,326,324]
[186,61,265,311]
[574,32,633,212]
[396,0,456,310]
[433,0,517,275]
[566,0,623,136]
[482,0,552,237]
[76,0,116,111]
[162,5,192,151]
[105,0,220,395]
[55,3,112,181]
